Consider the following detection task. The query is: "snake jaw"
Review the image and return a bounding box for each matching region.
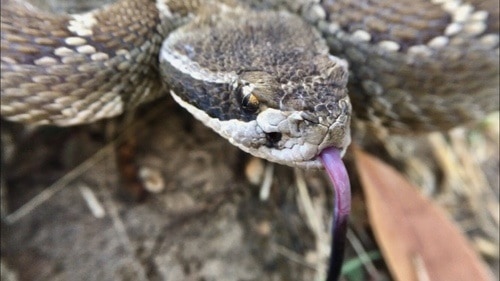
[249,104,352,168]
[171,87,351,168]
[262,104,351,167]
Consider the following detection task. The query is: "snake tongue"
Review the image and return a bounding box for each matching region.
[319,147,351,281]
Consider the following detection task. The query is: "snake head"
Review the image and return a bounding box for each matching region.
[160,8,351,168]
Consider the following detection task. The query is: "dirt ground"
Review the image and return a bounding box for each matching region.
[1,98,498,281]
[1,99,341,281]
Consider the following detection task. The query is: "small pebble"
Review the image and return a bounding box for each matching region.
[245,157,265,185]
[255,220,272,236]
[139,166,165,193]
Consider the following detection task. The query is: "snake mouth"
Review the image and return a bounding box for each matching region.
[249,106,351,168]
[288,144,348,168]
[170,88,351,168]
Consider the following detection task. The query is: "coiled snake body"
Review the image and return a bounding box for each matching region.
[1,0,499,167]
[1,0,499,280]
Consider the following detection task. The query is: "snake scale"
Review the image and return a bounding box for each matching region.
[1,0,499,280]
[1,0,499,167]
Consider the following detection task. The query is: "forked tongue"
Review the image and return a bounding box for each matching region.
[319,147,351,281]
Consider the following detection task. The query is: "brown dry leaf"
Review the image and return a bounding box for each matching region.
[353,146,494,281]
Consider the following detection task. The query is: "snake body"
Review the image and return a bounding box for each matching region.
[1,1,498,280]
[1,0,499,166]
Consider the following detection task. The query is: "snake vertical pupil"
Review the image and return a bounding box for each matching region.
[265,132,282,148]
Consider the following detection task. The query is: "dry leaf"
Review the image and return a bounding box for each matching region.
[353,146,494,281]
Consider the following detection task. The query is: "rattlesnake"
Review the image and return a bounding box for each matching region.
[1,0,498,280]
[2,0,498,166]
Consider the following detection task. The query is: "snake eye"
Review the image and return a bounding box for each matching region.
[242,92,260,112]
[238,84,260,113]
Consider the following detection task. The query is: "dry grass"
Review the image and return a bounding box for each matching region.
[1,108,498,281]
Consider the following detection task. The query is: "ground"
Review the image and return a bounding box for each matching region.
[1,98,498,281]
[1,99,336,281]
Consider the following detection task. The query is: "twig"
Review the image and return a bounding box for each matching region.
[78,184,106,218]
[259,162,274,201]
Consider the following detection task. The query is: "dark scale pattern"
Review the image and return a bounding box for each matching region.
[162,9,349,123]
[171,9,331,74]
[1,0,160,64]
[161,57,250,121]
[321,0,499,132]
[1,3,73,65]
[332,37,499,132]
[1,0,498,130]
[322,0,451,51]
[472,0,500,34]
[1,0,168,124]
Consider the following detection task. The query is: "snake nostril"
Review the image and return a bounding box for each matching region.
[265,132,282,148]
